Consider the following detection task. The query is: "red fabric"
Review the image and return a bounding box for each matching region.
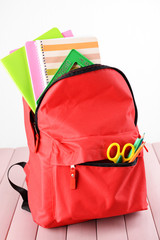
[23,67,148,228]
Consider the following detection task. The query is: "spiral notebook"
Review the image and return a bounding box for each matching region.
[25,37,101,101]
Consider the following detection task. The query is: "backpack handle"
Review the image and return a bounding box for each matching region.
[7,162,30,212]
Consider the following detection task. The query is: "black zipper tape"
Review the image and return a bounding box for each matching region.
[78,157,138,167]
[34,64,138,135]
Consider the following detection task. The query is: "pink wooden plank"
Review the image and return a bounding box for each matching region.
[125,205,159,240]
[143,143,160,238]
[0,147,29,240]
[6,182,38,240]
[97,216,127,240]
[67,220,96,240]
[152,142,160,164]
[0,148,15,183]
[36,225,66,240]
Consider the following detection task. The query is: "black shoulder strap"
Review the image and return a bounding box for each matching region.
[7,162,30,212]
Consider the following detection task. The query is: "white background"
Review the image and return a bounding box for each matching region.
[0,0,160,148]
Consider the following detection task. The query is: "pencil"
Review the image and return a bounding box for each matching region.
[128,142,146,163]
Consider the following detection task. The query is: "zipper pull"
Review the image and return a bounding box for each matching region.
[34,122,39,152]
[35,133,39,152]
[70,165,76,190]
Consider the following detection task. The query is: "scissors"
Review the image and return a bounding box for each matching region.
[106,142,135,163]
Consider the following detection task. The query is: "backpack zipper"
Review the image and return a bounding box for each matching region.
[70,158,138,189]
[70,165,76,189]
[34,64,138,136]
[78,158,138,167]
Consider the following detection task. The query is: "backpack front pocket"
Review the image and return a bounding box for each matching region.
[50,156,148,227]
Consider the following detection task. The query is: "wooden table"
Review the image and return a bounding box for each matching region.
[0,143,160,240]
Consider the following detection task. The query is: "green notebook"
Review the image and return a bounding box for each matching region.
[1,28,63,112]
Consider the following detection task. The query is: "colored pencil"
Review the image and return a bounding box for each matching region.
[128,142,146,163]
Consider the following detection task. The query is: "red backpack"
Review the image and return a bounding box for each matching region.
[8,64,148,228]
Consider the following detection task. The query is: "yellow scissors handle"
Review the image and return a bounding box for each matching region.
[107,142,135,163]
[106,143,120,163]
[121,143,135,162]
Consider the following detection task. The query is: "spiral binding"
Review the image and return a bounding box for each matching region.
[40,40,49,85]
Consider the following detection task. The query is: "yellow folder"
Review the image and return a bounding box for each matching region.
[1,28,63,112]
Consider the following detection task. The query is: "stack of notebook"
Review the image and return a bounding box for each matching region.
[1,27,101,113]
